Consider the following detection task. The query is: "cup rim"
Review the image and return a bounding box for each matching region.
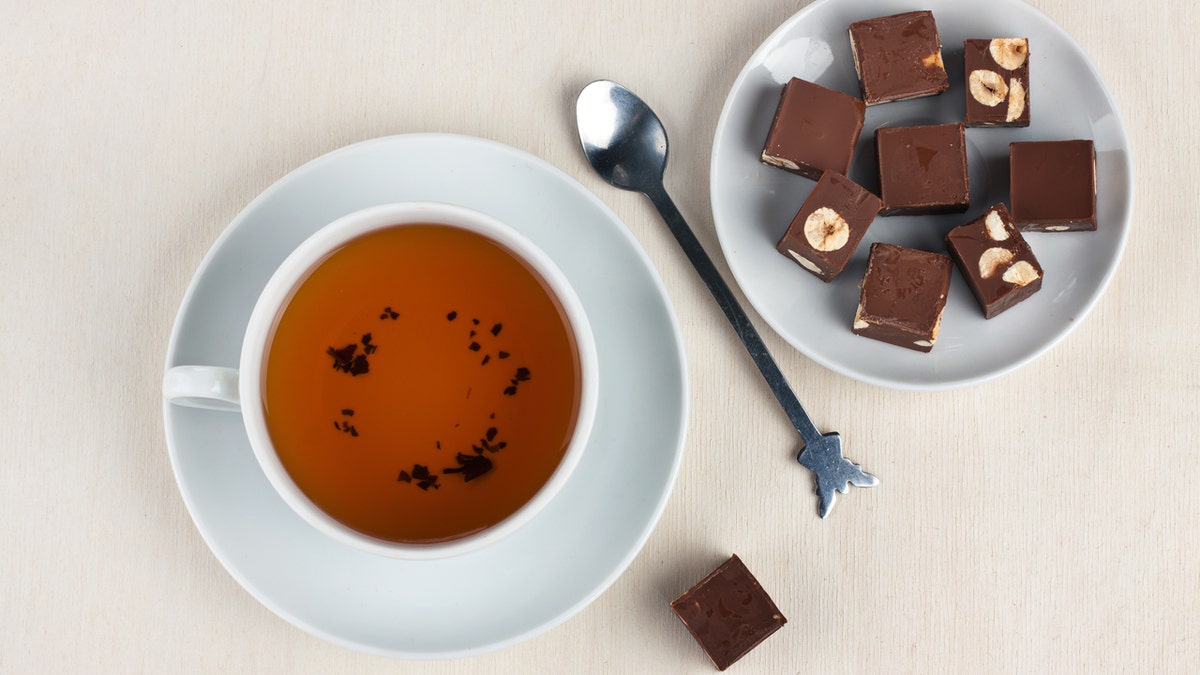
[238,201,599,560]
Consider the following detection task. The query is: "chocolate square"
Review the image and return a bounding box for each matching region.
[964,38,1030,127]
[776,171,881,281]
[875,123,969,216]
[946,203,1044,318]
[853,243,952,352]
[670,555,786,671]
[1009,140,1096,231]
[849,11,950,106]
[761,77,866,181]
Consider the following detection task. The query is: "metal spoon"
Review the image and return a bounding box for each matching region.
[575,80,877,518]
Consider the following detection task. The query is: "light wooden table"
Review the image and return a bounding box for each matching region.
[2,0,1196,672]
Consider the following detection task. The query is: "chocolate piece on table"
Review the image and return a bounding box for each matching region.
[849,10,949,106]
[853,243,953,352]
[946,203,1044,318]
[776,170,881,281]
[760,77,866,181]
[964,38,1030,127]
[1009,140,1097,231]
[670,554,786,671]
[875,123,969,216]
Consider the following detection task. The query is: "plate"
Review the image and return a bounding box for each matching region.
[711,0,1132,390]
[162,134,688,658]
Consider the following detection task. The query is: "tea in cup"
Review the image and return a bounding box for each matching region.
[164,202,598,559]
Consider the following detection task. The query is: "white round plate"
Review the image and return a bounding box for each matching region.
[711,0,1132,390]
[162,134,688,658]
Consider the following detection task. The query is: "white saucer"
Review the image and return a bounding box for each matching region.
[711,0,1132,390]
[162,134,688,658]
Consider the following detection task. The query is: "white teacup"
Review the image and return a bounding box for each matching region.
[163,202,599,560]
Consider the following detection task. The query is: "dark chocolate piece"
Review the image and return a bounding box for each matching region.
[946,203,1044,318]
[849,11,949,106]
[875,123,969,216]
[670,555,786,671]
[1009,140,1097,231]
[964,38,1030,127]
[761,77,866,181]
[776,170,881,281]
[853,243,952,352]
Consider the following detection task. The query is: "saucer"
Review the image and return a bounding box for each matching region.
[711,0,1132,389]
[162,134,688,658]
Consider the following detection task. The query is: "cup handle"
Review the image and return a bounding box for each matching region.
[163,366,242,412]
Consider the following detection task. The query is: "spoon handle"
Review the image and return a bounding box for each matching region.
[645,183,821,444]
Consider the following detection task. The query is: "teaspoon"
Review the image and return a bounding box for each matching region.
[575,80,877,517]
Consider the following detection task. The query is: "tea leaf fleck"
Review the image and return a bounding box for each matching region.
[447,310,457,321]
[327,344,357,371]
[341,409,354,416]
[490,323,502,336]
[443,452,493,482]
[468,341,481,352]
[328,343,372,376]
[498,351,510,359]
[481,354,490,365]
[406,463,440,490]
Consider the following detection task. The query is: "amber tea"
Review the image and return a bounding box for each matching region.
[262,224,582,544]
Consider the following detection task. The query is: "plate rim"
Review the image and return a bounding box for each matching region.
[709,0,1134,391]
[161,132,690,658]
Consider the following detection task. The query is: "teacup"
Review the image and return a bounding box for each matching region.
[163,202,598,559]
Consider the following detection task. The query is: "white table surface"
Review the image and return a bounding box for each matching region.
[2,0,1197,672]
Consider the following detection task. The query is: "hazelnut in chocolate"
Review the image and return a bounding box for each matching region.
[776,170,881,281]
[875,123,969,216]
[849,11,950,106]
[670,555,786,671]
[946,203,1044,318]
[964,38,1030,127]
[1009,140,1097,231]
[853,243,952,352]
[761,77,866,181]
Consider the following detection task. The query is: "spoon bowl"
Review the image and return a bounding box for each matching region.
[577,81,668,192]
